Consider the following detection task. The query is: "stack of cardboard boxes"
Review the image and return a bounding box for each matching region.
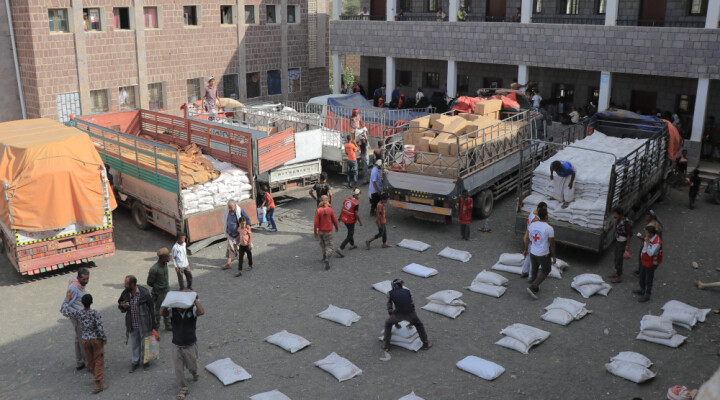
[402,99,524,177]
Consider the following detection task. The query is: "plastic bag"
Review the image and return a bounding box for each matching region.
[143,335,160,364]
[257,206,267,224]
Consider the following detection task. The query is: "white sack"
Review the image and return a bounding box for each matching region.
[456,356,505,381]
[314,352,362,382]
[161,291,197,308]
[605,360,656,383]
[541,309,574,326]
[466,282,507,298]
[498,253,525,266]
[438,247,472,263]
[205,358,252,385]
[573,273,605,286]
[491,263,524,275]
[402,263,438,278]
[495,336,533,354]
[397,239,431,252]
[250,390,292,400]
[611,352,653,368]
[571,282,612,298]
[421,302,465,319]
[554,259,570,270]
[316,305,361,326]
[380,320,418,339]
[372,280,409,295]
[499,323,551,348]
[544,297,590,319]
[378,335,423,351]
[660,309,697,329]
[264,330,311,354]
[398,392,425,400]
[640,315,676,337]
[473,270,508,286]
[636,332,687,348]
[662,300,711,323]
[548,265,563,279]
[426,290,465,305]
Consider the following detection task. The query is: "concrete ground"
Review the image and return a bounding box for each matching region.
[0,176,718,400]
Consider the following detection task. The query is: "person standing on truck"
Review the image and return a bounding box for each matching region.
[160,292,204,400]
[549,160,576,208]
[202,76,219,113]
[524,208,556,300]
[314,195,338,270]
[235,217,253,277]
[458,190,473,240]
[222,200,249,270]
[522,202,548,280]
[687,168,702,210]
[118,275,155,373]
[369,160,383,216]
[345,135,360,189]
[61,293,108,393]
[633,225,663,303]
[260,186,277,232]
[608,207,632,284]
[64,267,90,371]
[337,188,363,257]
[147,248,172,331]
[172,233,193,291]
[381,278,432,357]
[310,172,333,206]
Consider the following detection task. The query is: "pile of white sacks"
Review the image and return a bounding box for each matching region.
[377,321,423,352]
[571,273,612,298]
[182,155,253,215]
[421,290,466,319]
[466,270,508,298]
[522,131,649,229]
[490,253,567,279]
[605,352,656,383]
[636,314,687,348]
[541,297,591,326]
[495,323,550,354]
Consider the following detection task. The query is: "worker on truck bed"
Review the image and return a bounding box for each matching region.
[549,160,576,208]
[202,76,218,113]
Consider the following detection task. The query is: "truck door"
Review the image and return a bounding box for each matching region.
[255,128,296,174]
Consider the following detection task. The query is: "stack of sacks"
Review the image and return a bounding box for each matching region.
[571,273,612,298]
[636,315,687,348]
[421,290,466,319]
[541,297,592,326]
[605,351,656,383]
[521,131,649,229]
[181,154,252,215]
[491,253,525,275]
[377,321,423,352]
[466,270,508,298]
[495,323,550,354]
[661,300,712,330]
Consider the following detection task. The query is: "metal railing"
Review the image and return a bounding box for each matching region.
[339,14,386,20]
[532,15,604,25]
[617,18,706,27]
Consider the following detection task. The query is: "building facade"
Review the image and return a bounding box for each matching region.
[330,0,720,162]
[0,0,329,123]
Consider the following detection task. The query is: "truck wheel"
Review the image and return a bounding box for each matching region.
[131,201,150,230]
[474,190,494,218]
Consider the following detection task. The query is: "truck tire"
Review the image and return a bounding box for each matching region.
[475,190,494,219]
[131,201,150,230]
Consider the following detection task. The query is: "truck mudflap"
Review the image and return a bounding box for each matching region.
[185,200,258,243]
[389,200,452,216]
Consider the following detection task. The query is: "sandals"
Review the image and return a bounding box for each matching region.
[177,394,186,400]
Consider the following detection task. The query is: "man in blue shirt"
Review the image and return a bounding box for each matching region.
[391,85,401,106]
[382,278,431,356]
[550,160,576,208]
[369,160,383,216]
[221,200,249,270]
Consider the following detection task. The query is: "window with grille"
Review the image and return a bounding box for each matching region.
[424,72,440,89]
[288,69,301,93]
[187,78,202,102]
[113,7,132,29]
[83,8,102,31]
[267,5,278,24]
[267,70,282,95]
[288,5,298,23]
[48,9,70,33]
[144,7,159,28]
[90,90,109,113]
[245,5,258,24]
[221,5,235,24]
[222,75,239,99]
[596,0,606,14]
[689,0,707,15]
[533,0,542,13]
[119,86,137,110]
[560,0,579,15]
[148,82,165,110]
[247,73,261,98]
[184,6,199,25]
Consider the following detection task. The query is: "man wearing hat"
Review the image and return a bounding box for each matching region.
[147,248,172,331]
[203,76,219,113]
[369,159,384,216]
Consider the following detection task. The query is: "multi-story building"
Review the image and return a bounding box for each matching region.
[0,0,329,123]
[330,0,720,162]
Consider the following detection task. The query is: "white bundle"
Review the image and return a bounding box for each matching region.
[377,321,423,351]
[264,330,311,354]
[438,247,472,262]
[398,392,425,400]
[491,262,523,275]
[639,315,676,339]
[498,253,525,266]
[426,290,466,306]
[397,239,431,252]
[402,263,438,278]
[636,331,687,348]
[611,352,653,368]
[466,270,508,298]
[456,356,505,381]
[541,309,574,326]
[316,305,361,326]
[250,390,292,400]
[473,270,508,286]
[605,360,656,384]
[372,280,409,295]
[544,297,591,320]
[421,302,465,319]
[661,300,712,330]
[314,353,362,382]
[571,274,611,298]
[496,323,551,354]
[205,358,252,385]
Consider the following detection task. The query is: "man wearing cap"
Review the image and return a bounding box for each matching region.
[369,160,383,216]
[337,188,363,257]
[147,248,171,331]
[203,76,219,113]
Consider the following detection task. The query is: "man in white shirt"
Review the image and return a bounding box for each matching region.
[358,7,369,20]
[524,208,556,299]
[415,88,424,104]
[531,91,542,108]
[172,233,193,290]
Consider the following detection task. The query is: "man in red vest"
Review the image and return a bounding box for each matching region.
[633,225,662,303]
[314,195,338,270]
[336,189,363,258]
[458,190,473,240]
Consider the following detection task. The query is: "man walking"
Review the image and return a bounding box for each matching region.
[314,195,338,270]
[356,127,370,185]
[522,202,547,280]
[608,207,631,284]
[235,217,253,277]
[366,192,390,249]
[382,279,431,357]
[337,188,363,257]
[64,267,90,370]
[118,275,155,372]
[172,233,193,290]
[147,248,172,331]
[687,168,702,209]
[458,190,473,240]
[524,208,556,299]
[260,186,277,232]
[633,225,663,303]
[202,76,218,113]
[221,200,248,270]
[309,172,333,206]
[369,160,383,216]
[344,135,360,188]
[160,293,204,400]
[62,293,108,393]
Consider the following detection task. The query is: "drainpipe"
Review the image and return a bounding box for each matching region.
[5,0,27,119]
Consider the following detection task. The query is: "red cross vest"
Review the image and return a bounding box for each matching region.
[340,197,359,224]
[640,235,663,267]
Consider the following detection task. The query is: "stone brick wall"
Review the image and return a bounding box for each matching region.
[0,3,22,122]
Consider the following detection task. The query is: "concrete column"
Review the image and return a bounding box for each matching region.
[447,59,457,98]
[71,0,90,114]
[517,64,528,85]
[689,78,709,166]
[237,0,248,101]
[134,0,149,108]
[332,0,340,20]
[280,0,288,101]
[332,53,342,94]
[385,56,395,98]
[706,0,720,28]
[598,71,612,111]
[449,0,458,22]
[386,0,395,21]
[604,0,618,26]
[521,0,532,23]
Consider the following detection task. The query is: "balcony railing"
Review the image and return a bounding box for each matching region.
[616,18,705,28]
[339,14,386,21]
[532,15,604,25]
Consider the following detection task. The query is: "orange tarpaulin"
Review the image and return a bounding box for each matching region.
[452,94,522,114]
[661,119,683,161]
[0,119,117,231]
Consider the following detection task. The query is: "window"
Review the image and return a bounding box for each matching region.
[397,70,412,86]
[457,75,470,94]
[90,89,109,113]
[184,6,199,26]
[596,0,606,14]
[266,5,277,24]
[483,77,503,89]
[588,86,599,104]
[187,78,202,102]
[48,9,70,33]
[533,0,543,13]
[221,5,235,24]
[144,7,159,28]
[246,73,260,98]
[287,5,298,23]
[676,94,696,113]
[424,72,440,89]
[427,0,438,12]
[148,82,165,110]
[113,7,131,29]
[689,0,707,15]
[119,86,137,110]
[267,70,282,95]
[245,5,257,24]
[222,74,239,99]
[288,68,301,93]
[560,0,579,15]
[83,8,102,31]
[551,83,575,102]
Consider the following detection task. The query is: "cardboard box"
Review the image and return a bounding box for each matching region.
[423,131,436,138]
[403,130,415,145]
[416,136,432,152]
[430,132,452,153]
[433,116,468,135]
[449,137,479,156]
[459,113,480,122]
[409,115,432,129]
[474,99,503,115]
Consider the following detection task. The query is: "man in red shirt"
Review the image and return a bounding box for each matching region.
[366,192,390,249]
[458,190,473,240]
[344,135,360,189]
[337,188,363,257]
[260,186,277,232]
[314,195,338,270]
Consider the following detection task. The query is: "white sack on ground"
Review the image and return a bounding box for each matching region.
[205,358,252,385]
[611,352,653,368]
[264,330,311,354]
[498,253,525,266]
[421,302,465,319]
[499,323,551,348]
[398,392,425,400]
[495,336,536,354]
[544,297,591,319]
[314,352,362,382]
[466,281,507,298]
[402,263,438,278]
[456,356,505,381]
[397,239,431,252]
[640,315,676,338]
[573,273,605,286]
[541,309,574,326]
[473,270,508,286]
[372,280,409,294]
[605,360,656,383]
[426,290,466,305]
[316,305,361,326]
[491,263,524,275]
[636,332,687,348]
[438,247,472,262]
[250,390,292,400]
[571,281,612,298]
